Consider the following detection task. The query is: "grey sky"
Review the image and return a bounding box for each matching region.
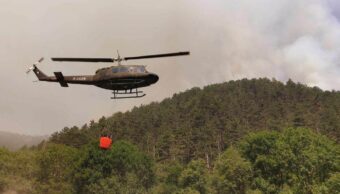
[1,0,340,135]
[328,0,340,18]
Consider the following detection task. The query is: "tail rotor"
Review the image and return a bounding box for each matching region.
[26,57,44,74]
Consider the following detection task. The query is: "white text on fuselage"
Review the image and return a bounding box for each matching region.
[72,77,87,81]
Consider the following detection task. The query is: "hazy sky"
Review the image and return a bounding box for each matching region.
[0,0,340,135]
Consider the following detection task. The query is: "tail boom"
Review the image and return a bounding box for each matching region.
[32,66,94,87]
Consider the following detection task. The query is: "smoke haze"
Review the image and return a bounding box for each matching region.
[0,0,339,135]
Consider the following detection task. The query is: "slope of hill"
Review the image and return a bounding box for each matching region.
[50,78,340,163]
[0,131,47,151]
[1,78,339,194]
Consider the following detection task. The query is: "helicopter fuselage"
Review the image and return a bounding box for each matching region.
[94,65,159,90]
[33,65,159,91]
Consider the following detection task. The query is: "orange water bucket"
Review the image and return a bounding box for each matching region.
[99,137,112,149]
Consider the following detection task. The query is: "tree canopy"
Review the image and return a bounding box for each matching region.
[51,78,340,163]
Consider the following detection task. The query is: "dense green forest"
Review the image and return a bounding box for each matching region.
[0,78,339,194]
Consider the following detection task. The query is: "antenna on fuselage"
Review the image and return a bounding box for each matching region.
[117,50,122,66]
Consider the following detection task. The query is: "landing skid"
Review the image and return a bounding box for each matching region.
[111,89,146,99]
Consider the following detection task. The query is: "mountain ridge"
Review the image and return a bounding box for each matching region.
[0,130,47,151]
[50,78,340,162]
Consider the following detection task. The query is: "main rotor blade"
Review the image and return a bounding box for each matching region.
[51,58,114,63]
[124,51,190,61]
[51,51,190,63]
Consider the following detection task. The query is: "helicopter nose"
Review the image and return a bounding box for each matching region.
[149,73,159,84]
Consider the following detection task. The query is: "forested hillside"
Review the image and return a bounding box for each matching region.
[51,78,340,163]
[0,78,339,194]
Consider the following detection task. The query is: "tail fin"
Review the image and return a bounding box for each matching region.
[32,65,48,81]
[27,58,48,81]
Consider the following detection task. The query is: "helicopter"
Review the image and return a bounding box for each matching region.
[27,51,190,99]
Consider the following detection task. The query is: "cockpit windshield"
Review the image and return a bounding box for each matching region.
[134,66,146,73]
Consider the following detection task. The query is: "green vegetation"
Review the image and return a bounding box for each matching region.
[211,147,252,194]
[0,79,339,193]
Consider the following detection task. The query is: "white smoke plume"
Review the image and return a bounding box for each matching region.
[176,0,340,90]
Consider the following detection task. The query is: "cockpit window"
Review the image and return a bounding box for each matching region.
[128,67,134,72]
[111,66,146,73]
[119,67,129,72]
[112,67,119,73]
[135,66,146,73]
[112,67,128,73]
